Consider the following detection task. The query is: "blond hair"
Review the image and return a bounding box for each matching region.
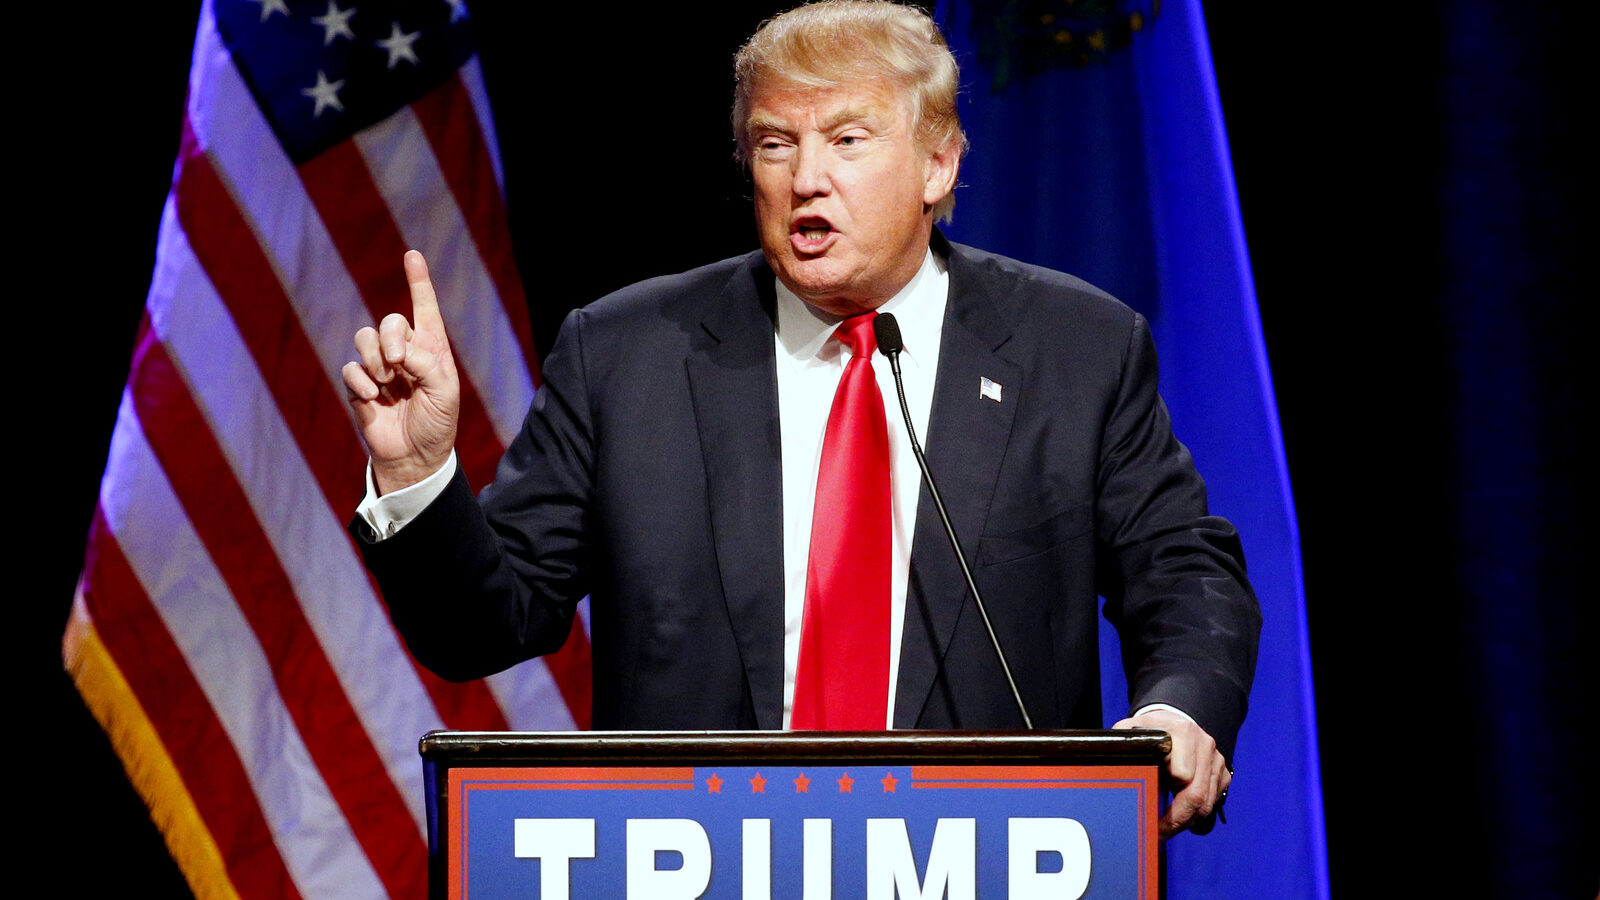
[733,0,966,221]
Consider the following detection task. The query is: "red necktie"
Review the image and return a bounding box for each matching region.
[792,312,891,730]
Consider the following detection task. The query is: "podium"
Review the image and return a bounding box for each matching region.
[422,730,1167,899]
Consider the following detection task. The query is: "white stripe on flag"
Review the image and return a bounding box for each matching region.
[461,57,506,194]
[100,395,387,900]
[148,207,440,833]
[486,663,579,731]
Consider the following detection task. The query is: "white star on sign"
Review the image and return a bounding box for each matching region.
[377,22,421,69]
[301,69,346,117]
[250,0,290,22]
[312,1,357,46]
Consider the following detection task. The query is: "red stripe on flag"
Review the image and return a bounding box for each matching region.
[294,140,504,490]
[174,125,511,734]
[410,73,541,382]
[127,327,426,900]
[82,511,304,900]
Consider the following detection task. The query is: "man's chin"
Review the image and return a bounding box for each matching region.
[793,290,881,319]
[765,251,885,316]
[772,258,833,296]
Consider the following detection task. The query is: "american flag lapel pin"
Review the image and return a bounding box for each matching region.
[979,376,1003,403]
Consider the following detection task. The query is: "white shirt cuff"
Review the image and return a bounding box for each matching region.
[355,451,458,540]
[1132,703,1195,725]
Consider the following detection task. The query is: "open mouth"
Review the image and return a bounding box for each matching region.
[791,216,836,253]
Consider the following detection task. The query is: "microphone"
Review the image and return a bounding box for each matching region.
[873,313,1035,729]
[872,311,905,357]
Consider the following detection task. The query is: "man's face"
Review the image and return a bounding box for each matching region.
[747,80,958,317]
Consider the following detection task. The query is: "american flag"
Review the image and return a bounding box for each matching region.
[62,1,590,896]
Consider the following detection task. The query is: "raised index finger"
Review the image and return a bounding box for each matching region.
[403,249,447,338]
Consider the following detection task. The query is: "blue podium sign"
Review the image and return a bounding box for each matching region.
[445,762,1157,898]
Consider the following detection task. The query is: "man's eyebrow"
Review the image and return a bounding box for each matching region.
[746,115,793,139]
[817,106,875,132]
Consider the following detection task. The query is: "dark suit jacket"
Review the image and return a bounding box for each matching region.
[357,234,1261,759]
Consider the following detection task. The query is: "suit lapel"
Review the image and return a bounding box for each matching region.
[685,257,787,729]
[894,242,1023,727]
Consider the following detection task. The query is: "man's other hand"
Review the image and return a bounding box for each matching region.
[342,250,461,495]
[1113,708,1231,839]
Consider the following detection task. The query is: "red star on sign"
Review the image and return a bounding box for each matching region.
[837,773,854,793]
[751,773,767,793]
[881,772,899,793]
[794,773,811,793]
[706,773,723,793]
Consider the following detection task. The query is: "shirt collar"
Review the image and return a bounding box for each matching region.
[774,249,948,365]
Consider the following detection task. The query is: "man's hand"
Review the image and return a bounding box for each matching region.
[342,250,461,495]
[1113,708,1231,838]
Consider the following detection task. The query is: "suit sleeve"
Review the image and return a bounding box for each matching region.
[1094,313,1262,761]
[350,309,597,682]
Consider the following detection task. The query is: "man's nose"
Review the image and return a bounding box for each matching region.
[791,142,832,197]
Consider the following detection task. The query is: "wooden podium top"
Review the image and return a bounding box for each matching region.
[421,728,1170,767]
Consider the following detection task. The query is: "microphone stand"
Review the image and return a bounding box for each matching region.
[874,313,1034,729]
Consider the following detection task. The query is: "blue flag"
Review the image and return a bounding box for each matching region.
[939,1,1329,896]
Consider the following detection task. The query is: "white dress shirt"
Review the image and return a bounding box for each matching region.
[773,249,947,728]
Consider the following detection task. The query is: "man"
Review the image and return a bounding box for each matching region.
[344,0,1258,836]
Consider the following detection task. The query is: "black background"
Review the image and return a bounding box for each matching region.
[26,2,1588,896]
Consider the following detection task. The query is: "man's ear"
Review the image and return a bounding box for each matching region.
[922,138,960,208]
